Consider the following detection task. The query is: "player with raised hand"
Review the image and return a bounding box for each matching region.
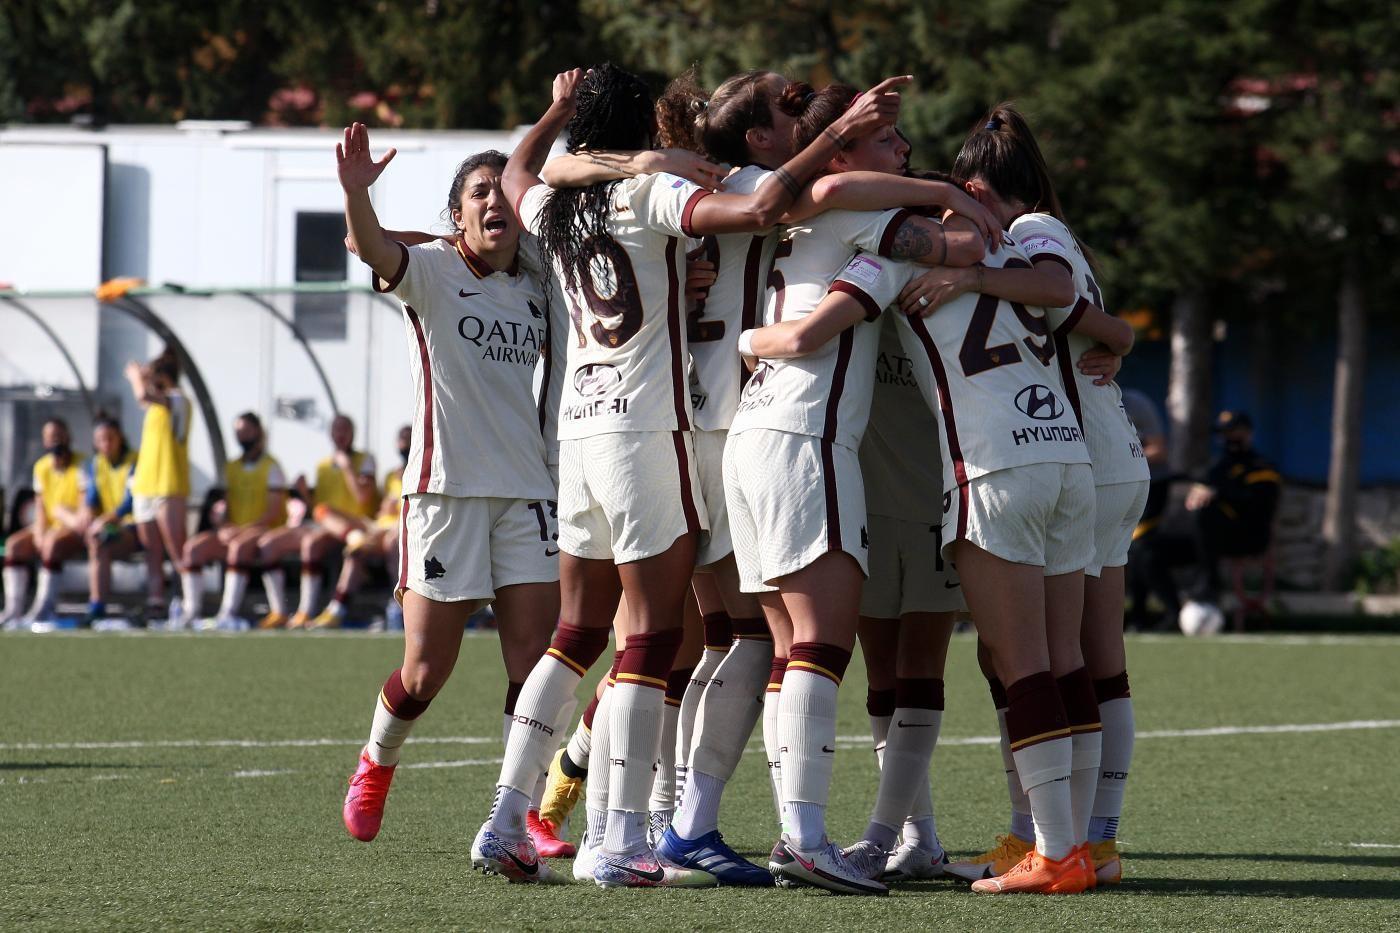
[480,63,907,889]
[902,104,1143,888]
[725,84,990,894]
[333,127,562,878]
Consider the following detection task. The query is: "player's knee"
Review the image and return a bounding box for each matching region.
[400,661,450,700]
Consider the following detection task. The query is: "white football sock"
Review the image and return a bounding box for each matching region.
[1092,696,1134,841]
[649,700,680,814]
[1014,737,1075,860]
[868,708,942,849]
[261,568,287,616]
[1070,731,1103,845]
[297,570,322,616]
[688,638,769,781]
[778,669,839,850]
[762,684,784,827]
[181,570,205,619]
[217,569,247,618]
[585,684,614,829]
[566,721,592,772]
[998,707,1034,840]
[487,785,532,837]
[586,804,607,848]
[497,655,584,795]
[605,681,663,852]
[366,695,415,766]
[675,648,724,798]
[669,769,724,840]
[325,598,346,618]
[31,567,56,614]
[3,565,30,618]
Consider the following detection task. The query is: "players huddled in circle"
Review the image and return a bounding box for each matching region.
[314,61,1144,898]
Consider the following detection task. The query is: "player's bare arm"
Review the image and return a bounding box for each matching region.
[782,172,1001,244]
[502,68,584,210]
[738,291,868,361]
[896,252,1075,317]
[884,214,985,269]
[337,122,401,280]
[685,75,911,234]
[123,360,166,408]
[540,148,726,190]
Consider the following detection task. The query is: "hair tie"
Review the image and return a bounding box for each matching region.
[985,117,1001,131]
[803,91,815,105]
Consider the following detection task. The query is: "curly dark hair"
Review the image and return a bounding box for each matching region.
[536,63,655,291]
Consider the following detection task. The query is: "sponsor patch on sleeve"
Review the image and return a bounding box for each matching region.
[1022,235,1067,255]
[842,254,884,287]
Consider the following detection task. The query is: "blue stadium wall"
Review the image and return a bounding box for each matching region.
[1118,319,1399,485]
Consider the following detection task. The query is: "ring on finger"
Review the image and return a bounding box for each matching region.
[917,295,930,308]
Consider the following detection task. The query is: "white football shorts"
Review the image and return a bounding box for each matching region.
[557,431,708,564]
[943,461,1095,576]
[860,513,966,618]
[1088,479,1150,577]
[693,428,733,568]
[396,493,560,612]
[724,428,868,593]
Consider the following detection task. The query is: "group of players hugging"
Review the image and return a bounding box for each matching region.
[333,61,1146,896]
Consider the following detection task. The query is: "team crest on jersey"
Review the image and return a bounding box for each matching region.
[1014,384,1066,421]
[574,362,622,397]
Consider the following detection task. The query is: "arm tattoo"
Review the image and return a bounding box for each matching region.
[773,167,801,198]
[890,220,934,262]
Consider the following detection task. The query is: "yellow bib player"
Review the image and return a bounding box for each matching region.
[1,417,87,628]
[81,417,140,627]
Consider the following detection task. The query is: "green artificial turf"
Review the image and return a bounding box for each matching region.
[3,631,1399,930]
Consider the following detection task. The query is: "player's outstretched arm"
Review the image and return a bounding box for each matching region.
[686,75,912,235]
[336,122,401,280]
[738,292,868,361]
[782,172,1002,245]
[541,149,725,190]
[503,69,584,209]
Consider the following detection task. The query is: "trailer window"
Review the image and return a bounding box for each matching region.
[294,212,348,339]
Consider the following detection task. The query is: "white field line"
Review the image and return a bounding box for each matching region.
[1343,842,1400,849]
[0,736,497,751]
[1129,633,1400,647]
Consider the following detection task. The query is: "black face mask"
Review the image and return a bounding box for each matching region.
[238,438,259,456]
[47,443,70,459]
[398,447,411,464]
[1225,438,1247,454]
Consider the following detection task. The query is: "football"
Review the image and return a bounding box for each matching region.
[1178,600,1226,637]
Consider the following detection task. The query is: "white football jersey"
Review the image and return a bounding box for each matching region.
[728,207,911,450]
[516,173,712,439]
[830,238,1090,503]
[526,248,569,471]
[687,165,781,431]
[375,236,555,501]
[1010,213,1150,487]
[860,314,943,524]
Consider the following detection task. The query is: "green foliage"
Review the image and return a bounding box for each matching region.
[1352,538,1400,595]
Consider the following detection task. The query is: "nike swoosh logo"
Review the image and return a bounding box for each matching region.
[459,289,480,298]
[791,850,816,871]
[502,849,539,876]
[896,720,932,728]
[545,548,559,557]
[821,745,835,753]
[605,860,665,883]
[944,581,961,589]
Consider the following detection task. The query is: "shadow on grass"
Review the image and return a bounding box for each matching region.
[1125,877,1400,899]
[1128,851,1400,869]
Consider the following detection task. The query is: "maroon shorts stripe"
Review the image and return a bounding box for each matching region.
[909,316,969,542]
[1094,671,1131,703]
[405,306,435,494]
[1054,333,1085,430]
[396,497,410,593]
[896,677,945,711]
[866,688,897,718]
[664,237,690,431]
[672,431,702,536]
[820,439,842,552]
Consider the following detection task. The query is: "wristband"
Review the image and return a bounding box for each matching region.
[737,329,757,357]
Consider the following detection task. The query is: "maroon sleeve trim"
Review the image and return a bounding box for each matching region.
[373,241,411,294]
[1030,252,1074,274]
[829,279,883,322]
[877,209,915,257]
[680,189,713,238]
[1056,295,1090,336]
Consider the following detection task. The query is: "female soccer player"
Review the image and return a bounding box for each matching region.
[176,412,287,630]
[725,84,990,894]
[335,133,562,855]
[81,416,139,627]
[900,104,1143,889]
[125,349,192,627]
[1,418,85,628]
[476,63,911,888]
